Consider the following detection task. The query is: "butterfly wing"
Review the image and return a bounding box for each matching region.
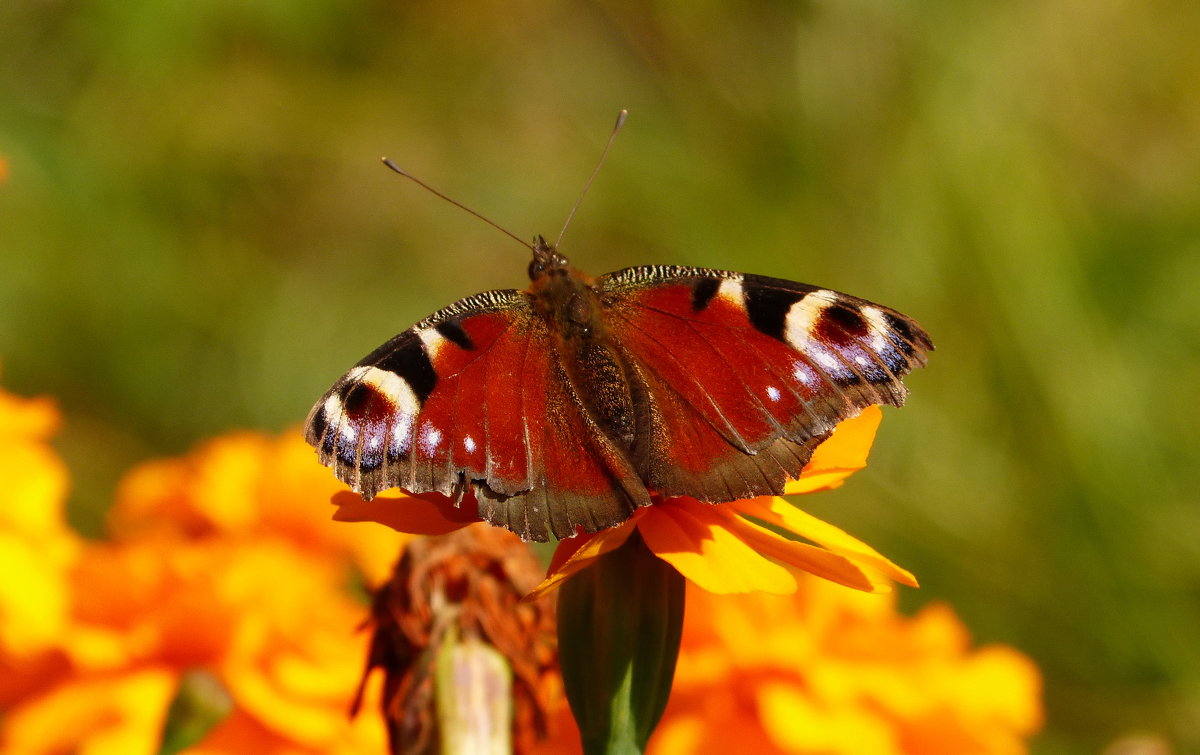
[304,290,649,542]
[596,266,933,502]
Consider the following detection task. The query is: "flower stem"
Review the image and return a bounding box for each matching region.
[436,628,512,755]
[556,530,685,755]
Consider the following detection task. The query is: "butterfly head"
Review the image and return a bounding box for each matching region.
[528,235,572,282]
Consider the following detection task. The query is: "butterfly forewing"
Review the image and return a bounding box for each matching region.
[597,266,932,501]
[306,290,530,497]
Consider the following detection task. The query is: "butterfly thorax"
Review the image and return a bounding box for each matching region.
[525,236,636,447]
[526,236,602,342]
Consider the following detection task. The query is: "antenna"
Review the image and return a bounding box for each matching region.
[380,158,533,252]
[555,109,628,250]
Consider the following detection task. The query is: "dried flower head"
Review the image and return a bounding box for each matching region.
[360,524,559,755]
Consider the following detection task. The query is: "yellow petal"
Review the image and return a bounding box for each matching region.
[0,533,76,656]
[638,499,797,595]
[785,405,882,495]
[525,517,640,601]
[734,497,918,588]
[710,504,880,593]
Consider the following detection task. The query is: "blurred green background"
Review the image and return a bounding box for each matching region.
[2,1,1198,752]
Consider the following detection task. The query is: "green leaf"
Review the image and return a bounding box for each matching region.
[157,669,233,755]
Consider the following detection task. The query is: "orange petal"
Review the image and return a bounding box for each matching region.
[785,405,882,495]
[331,490,480,535]
[638,500,797,595]
[524,515,641,601]
[733,496,918,588]
[0,668,177,754]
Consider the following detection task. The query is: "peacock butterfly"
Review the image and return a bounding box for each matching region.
[305,117,933,542]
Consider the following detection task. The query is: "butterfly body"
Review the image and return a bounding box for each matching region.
[306,237,932,541]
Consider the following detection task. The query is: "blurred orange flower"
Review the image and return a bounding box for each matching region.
[334,406,916,599]
[649,581,1043,755]
[110,429,404,584]
[0,384,79,705]
[0,379,407,753]
[536,578,1043,755]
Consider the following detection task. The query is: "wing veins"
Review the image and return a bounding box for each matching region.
[609,307,752,450]
[624,295,862,429]
[680,317,787,436]
[426,317,521,381]
[625,296,832,440]
[481,344,494,495]
[740,336,828,433]
[443,374,465,495]
[519,327,534,493]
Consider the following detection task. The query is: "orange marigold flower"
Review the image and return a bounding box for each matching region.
[5,521,390,755]
[535,579,1043,755]
[647,581,1043,755]
[334,406,915,598]
[1,667,178,754]
[111,428,408,584]
[0,388,401,754]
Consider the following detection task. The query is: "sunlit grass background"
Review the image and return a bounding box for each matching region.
[2,1,1198,752]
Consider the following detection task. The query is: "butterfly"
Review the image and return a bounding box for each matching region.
[305,236,933,542]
